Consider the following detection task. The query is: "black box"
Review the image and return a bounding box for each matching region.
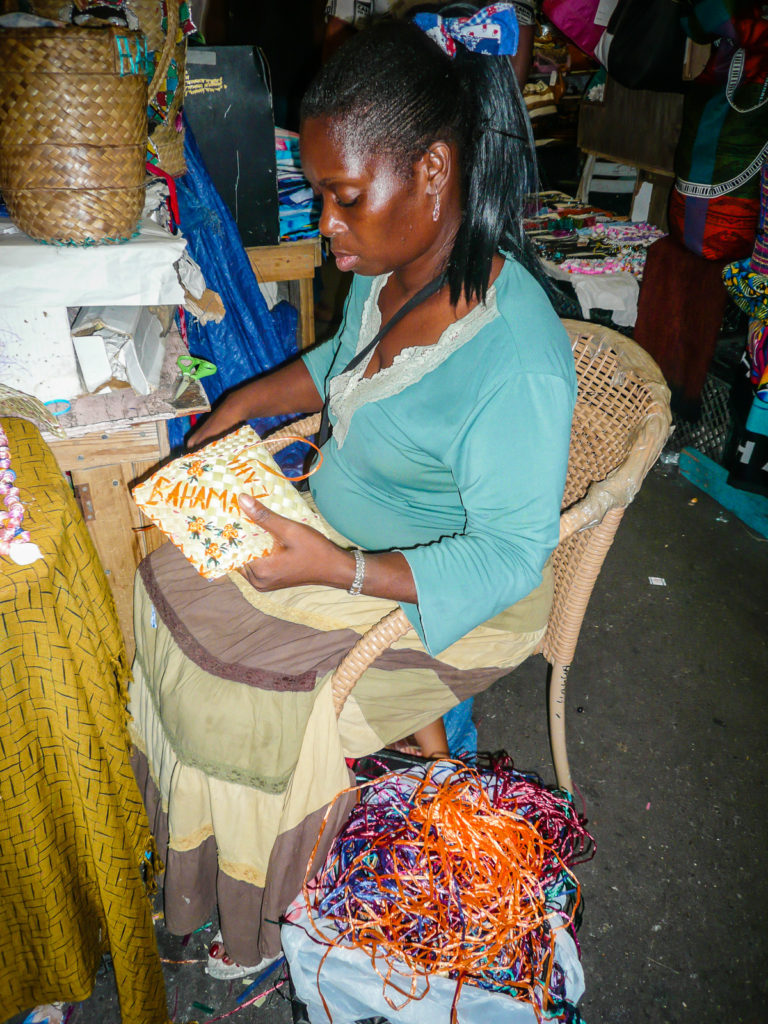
[184,45,279,246]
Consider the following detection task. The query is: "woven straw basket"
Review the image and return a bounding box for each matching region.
[0,26,148,244]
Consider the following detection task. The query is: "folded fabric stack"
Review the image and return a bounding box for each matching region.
[522,76,564,120]
[559,222,666,280]
[275,130,321,241]
[524,190,613,240]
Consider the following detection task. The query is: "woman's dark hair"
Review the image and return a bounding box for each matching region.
[300,5,539,306]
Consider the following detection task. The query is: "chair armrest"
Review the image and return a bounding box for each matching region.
[330,607,412,717]
[559,406,670,543]
[263,415,412,717]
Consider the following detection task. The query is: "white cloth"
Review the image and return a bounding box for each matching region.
[326,0,537,27]
[325,0,422,24]
[543,261,640,328]
[0,219,186,307]
[570,272,639,328]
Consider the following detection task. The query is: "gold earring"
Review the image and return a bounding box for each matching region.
[433,192,441,222]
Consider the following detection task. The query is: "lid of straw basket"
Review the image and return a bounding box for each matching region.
[0,24,148,76]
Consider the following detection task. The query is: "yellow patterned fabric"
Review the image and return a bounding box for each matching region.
[0,418,168,1024]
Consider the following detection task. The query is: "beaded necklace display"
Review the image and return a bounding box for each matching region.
[0,422,42,565]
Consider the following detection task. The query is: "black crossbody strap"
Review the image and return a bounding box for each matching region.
[316,271,446,450]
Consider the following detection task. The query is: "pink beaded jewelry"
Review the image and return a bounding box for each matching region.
[0,423,41,564]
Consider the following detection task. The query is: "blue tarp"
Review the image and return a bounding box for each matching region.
[167,121,300,454]
[445,697,477,760]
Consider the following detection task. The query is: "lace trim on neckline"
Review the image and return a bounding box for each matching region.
[328,275,500,448]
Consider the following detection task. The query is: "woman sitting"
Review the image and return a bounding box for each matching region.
[129,6,576,981]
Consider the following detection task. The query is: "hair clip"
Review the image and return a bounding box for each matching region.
[477,123,527,141]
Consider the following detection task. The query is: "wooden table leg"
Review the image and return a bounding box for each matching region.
[69,461,152,662]
[298,276,316,350]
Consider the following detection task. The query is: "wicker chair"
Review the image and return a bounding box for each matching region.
[268,319,672,794]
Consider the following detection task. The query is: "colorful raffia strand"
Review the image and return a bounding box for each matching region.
[303,758,594,1022]
[0,421,42,565]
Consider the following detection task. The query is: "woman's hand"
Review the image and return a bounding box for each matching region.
[236,494,353,591]
[186,360,324,450]
[187,391,248,449]
[237,494,419,603]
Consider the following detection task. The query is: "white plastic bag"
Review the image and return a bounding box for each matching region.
[282,897,584,1023]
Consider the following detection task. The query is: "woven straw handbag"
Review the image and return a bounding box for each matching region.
[0,25,149,244]
[135,0,188,178]
[149,38,187,178]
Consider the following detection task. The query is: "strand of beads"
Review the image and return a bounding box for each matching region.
[559,249,649,279]
[591,221,665,247]
[0,423,42,565]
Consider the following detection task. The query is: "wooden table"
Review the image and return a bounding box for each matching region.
[245,236,322,350]
[45,327,209,659]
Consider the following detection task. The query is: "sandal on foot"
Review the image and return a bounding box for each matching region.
[205,930,281,981]
[387,736,423,757]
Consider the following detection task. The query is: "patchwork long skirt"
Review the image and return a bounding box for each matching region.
[129,537,548,965]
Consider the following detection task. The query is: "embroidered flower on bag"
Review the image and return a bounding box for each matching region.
[204,538,224,567]
[218,521,243,546]
[187,515,212,540]
[181,458,212,483]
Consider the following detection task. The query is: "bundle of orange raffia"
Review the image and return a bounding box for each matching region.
[302,757,595,1023]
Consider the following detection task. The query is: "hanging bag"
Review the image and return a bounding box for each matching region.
[140,0,189,177]
[596,0,688,92]
[668,42,768,260]
[668,5,768,260]
[541,0,619,57]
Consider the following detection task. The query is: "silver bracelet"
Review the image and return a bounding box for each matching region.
[348,548,366,596]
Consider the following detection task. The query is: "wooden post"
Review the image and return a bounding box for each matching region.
[245,236,323,350]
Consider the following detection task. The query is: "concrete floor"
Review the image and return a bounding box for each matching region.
[5,459,768,1024]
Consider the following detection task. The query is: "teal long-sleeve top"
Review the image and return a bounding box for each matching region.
[302,256,577,656]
